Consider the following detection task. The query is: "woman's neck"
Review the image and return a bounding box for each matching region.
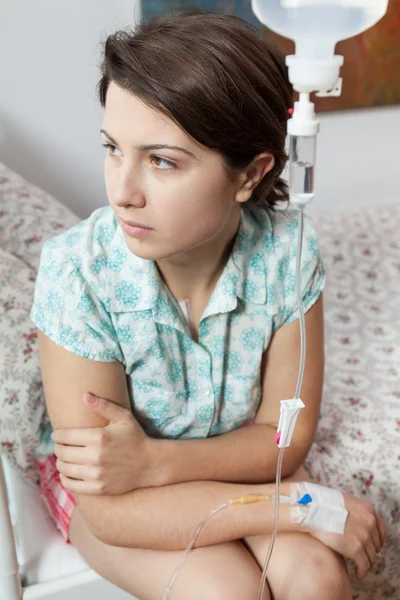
[156,208,241,310]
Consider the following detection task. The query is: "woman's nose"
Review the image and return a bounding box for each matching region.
[114,191,146,209]
[113,174,146,209]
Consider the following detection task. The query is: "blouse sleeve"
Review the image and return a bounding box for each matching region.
[30,239,123,362]
[272,211,326,332]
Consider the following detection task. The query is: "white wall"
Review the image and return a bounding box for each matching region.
[0,0,141,218]
[0,0,398,219]
[309,104,399,215]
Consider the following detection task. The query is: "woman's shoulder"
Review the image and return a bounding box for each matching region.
[249,205,325,329]
[39,206,121,284]
[240,204,324,319]
[42,205,117,255]
[247,204,319,254]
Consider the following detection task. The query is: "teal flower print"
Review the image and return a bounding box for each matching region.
[135,379,161,393]
[286,218,299,235]
[197,359,210,379]
[221,272,239,298]
[308,236,319,259]
[266,284,277,307]
[179,334,194,354]
[211,336,225,359]
[187,380,197,397]
[149,338,166,360]
[223,382,234,402]
[116,324,134,344]
[109,247,127,272]
[147,398,169,426]
[77,293,96,315]
[277,256,290,282]
[65,233,81,248]
[43,260,63,282]
[98,349,120,361]
[59,325,81,347]
[90,254,108,275]
[249,252,264,276]
[235,229,250,253]
[242,279,258,301]
[226,351,242,375]
[167,360,183,384]
[45,290,64,315]
[197,405,213,423]
[241,327,263,350]
[96,224,114,246]
[199,319,211,337]
[264,232,283,253]
[285,272,298,295]
[115,281,141,308]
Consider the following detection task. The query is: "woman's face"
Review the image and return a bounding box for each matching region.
[102,82,243,261]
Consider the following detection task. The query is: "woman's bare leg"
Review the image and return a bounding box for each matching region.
[68,506,271,600]
[69,465,351,600]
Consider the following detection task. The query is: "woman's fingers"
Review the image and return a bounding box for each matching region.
[51,427,101,445]
[363,537,377,572]
[54,443,95,464]
[366,510,383,555]
[60,474,105,495]
[376,514,387,548]
[354,509,386,579]
[354,545,373,581]
[56,459,101,482]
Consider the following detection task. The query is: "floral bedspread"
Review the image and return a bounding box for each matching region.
[306,205,400,599]
[0,161,399,598]
[0,162,80,485]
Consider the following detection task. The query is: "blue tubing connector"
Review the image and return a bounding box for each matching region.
[297,493,312,505]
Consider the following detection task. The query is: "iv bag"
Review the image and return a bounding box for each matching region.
[252,0,389,58]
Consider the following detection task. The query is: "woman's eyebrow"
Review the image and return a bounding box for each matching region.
[100,129,198,159]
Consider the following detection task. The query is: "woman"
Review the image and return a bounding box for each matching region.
[31,10,385,599]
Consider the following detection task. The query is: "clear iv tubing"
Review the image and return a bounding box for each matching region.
[257,205,306,600]
[161,502,230,600]
[257,446,285,600]
[160,206,307,600]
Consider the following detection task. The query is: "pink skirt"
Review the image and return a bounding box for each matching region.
[36,454,76,544]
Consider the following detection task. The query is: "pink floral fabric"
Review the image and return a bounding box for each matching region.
[0,162,80,486]
[0,160,398,597]
[306,205,400,599]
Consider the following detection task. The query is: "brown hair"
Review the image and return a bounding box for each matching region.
[97,10,292,208]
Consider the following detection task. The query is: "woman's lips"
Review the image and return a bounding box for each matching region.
[120,219,154,238]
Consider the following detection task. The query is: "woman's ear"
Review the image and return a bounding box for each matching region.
[235,153,275,203]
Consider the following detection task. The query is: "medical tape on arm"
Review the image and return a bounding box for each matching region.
[289,482,348,534]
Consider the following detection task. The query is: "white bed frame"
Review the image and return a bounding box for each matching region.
[0,458,134,600]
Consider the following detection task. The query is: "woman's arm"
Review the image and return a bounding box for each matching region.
[38,322,385,569]
[92,478,306,550]
[37,330,307,548]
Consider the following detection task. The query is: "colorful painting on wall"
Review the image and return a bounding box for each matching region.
[142,0,400,112]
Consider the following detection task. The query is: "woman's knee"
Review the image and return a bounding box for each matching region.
[205,573,270,600]
[187,542,270,600]
[69,510,270,600]
[296,545,352,600]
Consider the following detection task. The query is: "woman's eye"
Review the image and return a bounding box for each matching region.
[150,155,176,170]
[101,143,121,157]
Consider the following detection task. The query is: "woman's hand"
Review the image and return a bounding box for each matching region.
[308,492,387,581]
[52,393,157,496]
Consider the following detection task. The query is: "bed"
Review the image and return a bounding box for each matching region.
[0,161,399,599]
